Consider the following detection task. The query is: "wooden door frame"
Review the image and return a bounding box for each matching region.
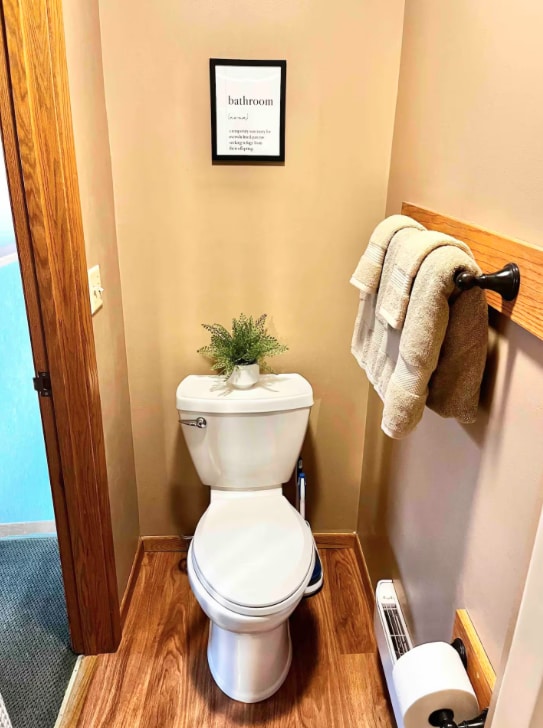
[0,0,121,654]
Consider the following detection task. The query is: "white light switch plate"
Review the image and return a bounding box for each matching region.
[88,264,104,315]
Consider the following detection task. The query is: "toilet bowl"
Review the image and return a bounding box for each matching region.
[177,373,314,702]
[187,495,315,702]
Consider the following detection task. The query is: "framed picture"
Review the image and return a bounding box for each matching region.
[210,59,286,163]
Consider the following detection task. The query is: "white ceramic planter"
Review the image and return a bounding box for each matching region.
[228,363,260,389]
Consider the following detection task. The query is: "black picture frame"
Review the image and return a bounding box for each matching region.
[210,59,286,163]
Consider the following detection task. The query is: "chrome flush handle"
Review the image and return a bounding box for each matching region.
[179,416,207,429]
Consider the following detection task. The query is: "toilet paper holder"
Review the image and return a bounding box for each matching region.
[429,707,488,728]
[428,639,488,728]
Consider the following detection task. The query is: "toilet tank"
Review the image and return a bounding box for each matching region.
[176,373,313,489]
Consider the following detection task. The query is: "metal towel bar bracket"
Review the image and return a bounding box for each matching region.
[455,262,520,301]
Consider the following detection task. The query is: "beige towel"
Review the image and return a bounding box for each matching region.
[381,246,488,437]
[351,226,488,438]
[350,214,425,294]
[378,229,473,330]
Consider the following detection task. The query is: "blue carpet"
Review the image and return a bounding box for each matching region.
[0,537,77,728]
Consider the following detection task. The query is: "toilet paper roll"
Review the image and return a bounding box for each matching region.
[392,642,479,728]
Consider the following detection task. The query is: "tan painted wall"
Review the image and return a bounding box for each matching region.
[62,0,140,598]
[97,0,405,535]
[359,0,543,670]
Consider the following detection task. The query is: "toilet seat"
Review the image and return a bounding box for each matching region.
[191,494,314,617]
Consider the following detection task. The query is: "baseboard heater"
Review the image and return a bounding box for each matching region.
[374,579,413,726]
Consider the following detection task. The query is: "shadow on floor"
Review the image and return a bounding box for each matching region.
[186,596,319,725]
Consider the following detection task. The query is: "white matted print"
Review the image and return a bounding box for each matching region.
[210,60,286,162]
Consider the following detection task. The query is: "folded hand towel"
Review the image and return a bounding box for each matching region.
[426,278,489,422]
[350,214,425,294]
[351,220,488,438]
[378,229,473,330]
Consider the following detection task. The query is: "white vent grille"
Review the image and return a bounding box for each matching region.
[374,580,413,728]
[382,603,411,659]
[375,581,412,665]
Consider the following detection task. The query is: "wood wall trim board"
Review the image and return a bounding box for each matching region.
[353,534,376,611]
[120,540,144,627]
[1,0,120,652]
[452,610,495,709]
[314,532,356,549]
[142,536,190,552]
[402,203,543,341]
[141,533,357,553]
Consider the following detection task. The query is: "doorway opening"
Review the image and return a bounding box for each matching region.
[0,140,78,727]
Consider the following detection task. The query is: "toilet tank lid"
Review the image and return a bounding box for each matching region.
[176,373,313,414]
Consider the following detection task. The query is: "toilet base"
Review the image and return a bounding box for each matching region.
[207,620,292,703]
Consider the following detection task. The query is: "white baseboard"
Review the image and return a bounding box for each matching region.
[0,521,56,537]
[0,247,17,267]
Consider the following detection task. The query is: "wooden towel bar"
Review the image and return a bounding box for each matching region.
[402,203,543,341]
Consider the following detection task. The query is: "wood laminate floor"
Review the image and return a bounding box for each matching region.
[70,548,394,727]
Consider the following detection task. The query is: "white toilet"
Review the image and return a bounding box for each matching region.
[176,372,315,703]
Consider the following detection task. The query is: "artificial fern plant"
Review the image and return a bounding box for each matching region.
[198,313,288,378]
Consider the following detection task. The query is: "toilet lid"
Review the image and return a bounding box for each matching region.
[176,373,313,414]
[192,495,314,611]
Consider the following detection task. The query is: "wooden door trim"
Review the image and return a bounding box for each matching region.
[0,7,84,650]
[0,0,121,653]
